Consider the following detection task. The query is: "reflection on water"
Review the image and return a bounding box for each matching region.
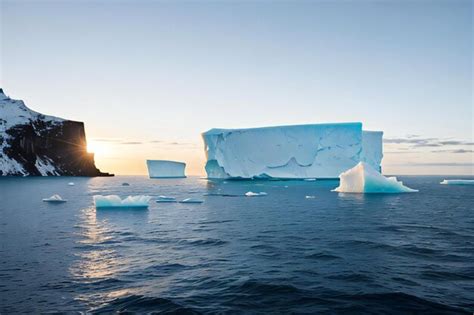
[70,206,145,309]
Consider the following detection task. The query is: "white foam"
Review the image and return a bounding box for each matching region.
[333,162,418,193]
[93,195,151,208]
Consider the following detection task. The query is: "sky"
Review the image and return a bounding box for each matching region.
[0,0,472,175]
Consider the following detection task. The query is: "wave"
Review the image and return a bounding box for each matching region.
[91,295,201,314]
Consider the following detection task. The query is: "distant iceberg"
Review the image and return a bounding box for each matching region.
[333,162,417,193]
[156,196,177,203]
[146,160,186,178]
[179,198,204,204]
[94,195,151,208]
[202,123,383,179]
[43,194,67,203]
[440,179,474,185]
[245,191,268,197]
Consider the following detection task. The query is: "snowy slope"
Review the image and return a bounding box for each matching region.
[202,123,383,179]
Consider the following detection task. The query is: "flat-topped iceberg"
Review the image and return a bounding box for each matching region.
[94,195,151,208]
[156,196,177,203]
[146,160,186,178]
[333,162,417,193]
[179,198,204,204]
[202,123,383,179]
[440,179,474,185]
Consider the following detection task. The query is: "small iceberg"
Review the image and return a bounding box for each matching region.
[304,178,317,182]
[156,196,177,203]
[440,179,474,185]
[68,182,75,186]
[43,194,67,203]
[305,195,316,199]
[122,182,130,186]
[333,162,418,193]
[245,191,268,197]
[94,195,151,209]
[179,198,204,204]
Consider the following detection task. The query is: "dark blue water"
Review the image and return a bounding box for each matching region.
[0,176,473,314]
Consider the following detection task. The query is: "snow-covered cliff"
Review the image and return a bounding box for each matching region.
[0,88,111,176]
[202,123,383,179]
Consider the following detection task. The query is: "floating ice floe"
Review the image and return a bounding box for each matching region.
[304,178,317,182]
[245,191,268,197]
[68,182,75,186]
[156,196,177,203]
[93,195,151,209]
[43,194,67,203]
[440,179,474,185]
[179,198,204,204]
[122,182,130,186]
[305,195,316,199]
[333,162,418,193]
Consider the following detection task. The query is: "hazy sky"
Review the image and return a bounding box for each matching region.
[1,0,472,175]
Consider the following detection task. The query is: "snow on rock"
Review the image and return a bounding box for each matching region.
[202,123,383,179]
[440,179,474,185]
[146,160,186,178]
[43,194,67,203]
[93,195,151,208]
[333,162,417,193]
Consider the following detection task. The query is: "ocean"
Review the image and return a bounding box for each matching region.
[0,176,473,314]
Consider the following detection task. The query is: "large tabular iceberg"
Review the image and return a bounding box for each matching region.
[333,162,417,193]
[146,160,186,178]
[202,123,383,179]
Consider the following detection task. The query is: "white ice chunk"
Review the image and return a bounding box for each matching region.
[68,182,75,186]
[202,123,383,179]
[179,198,204,204]
[440,179,474,185]
[43,194,67,203]
[147,160,186,178]
[305,195,316,199]
[245,191,268,197]
[333,162,417,193]
[93,195,151,208]
[304,178,317,181]
[156,196,177,203]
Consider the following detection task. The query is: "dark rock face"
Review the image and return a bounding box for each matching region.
[0,89,112,176]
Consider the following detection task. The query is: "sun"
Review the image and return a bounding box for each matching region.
[87,140,106,155]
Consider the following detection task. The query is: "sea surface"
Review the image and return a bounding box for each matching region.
[0,176,473,314]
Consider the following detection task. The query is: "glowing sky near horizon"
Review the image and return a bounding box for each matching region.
[0,0,472,175]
